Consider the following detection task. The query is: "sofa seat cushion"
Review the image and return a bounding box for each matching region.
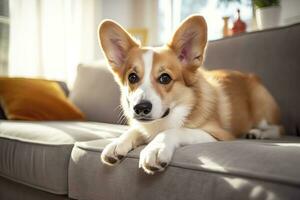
[69,137,300,200]
[0,120,128,194]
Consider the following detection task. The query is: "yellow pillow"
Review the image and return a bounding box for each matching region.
[0,77,85,120]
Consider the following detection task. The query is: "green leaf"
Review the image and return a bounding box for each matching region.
[253,0,280,8]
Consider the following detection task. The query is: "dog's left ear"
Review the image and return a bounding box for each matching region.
[98,20,139,74]
[168,15,207,71]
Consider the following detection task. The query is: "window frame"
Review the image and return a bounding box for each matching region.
[0,9,9,75]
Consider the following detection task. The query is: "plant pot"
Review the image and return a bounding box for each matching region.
[256,6,281,30]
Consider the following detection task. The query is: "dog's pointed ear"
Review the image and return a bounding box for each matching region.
[168,15,207,71]
[98,20,139,72]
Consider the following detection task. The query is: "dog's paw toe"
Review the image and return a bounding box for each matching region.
[139,143,172,174]
[102,155,118,165]
[100,141,129,166]
[160,162,168,168]
[141,164,164,175]
[101,151,124,166]
[245,133,257,139]
[145,165,161,172]
[245,129,261,139]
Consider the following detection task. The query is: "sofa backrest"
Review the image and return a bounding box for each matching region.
[204,23,300,136]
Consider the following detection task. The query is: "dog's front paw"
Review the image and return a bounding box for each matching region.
[101,140,132,166]
[139,142,173,175]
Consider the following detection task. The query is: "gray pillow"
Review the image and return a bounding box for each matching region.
[69,63,124,124]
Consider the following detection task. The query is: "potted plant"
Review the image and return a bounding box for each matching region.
[254,0,281,29]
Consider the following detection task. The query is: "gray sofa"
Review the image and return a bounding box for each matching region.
[1,23,300,200]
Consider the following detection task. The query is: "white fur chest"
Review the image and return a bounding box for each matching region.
[132,104,192,142]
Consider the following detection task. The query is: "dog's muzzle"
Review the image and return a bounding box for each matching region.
[134,104,170,122]
[133,100,152,116]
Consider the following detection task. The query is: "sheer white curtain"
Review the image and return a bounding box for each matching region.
[9,0,96,85]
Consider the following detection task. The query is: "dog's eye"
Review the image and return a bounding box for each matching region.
[128,73,139,84]
[158,73,172,84]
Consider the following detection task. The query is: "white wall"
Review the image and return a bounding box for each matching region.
[101,0,159,44]
[94,0,159,60]
[95,0,136,59]
[132,0,159,46]
[101,0,134,28]
[281,0,300,25]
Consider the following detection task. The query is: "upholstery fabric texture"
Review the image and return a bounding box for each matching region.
[0,120,127,194]
[0,176,71,200]
[69,63,124,124]
[204,23,300,136]
[69,137,300,200]
[0,77,84,120]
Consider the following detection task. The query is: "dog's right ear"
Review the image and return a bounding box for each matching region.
[98,20,139,74]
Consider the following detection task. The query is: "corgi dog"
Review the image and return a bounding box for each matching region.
[98,15,283,174]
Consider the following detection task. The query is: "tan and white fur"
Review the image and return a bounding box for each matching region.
[98,15,283,174]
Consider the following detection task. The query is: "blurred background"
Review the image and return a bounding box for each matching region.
[0,0,300,86]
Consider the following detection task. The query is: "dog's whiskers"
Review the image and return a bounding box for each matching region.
[115,105,127,125]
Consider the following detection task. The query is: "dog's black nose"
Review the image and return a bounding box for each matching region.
[134,101,152,116]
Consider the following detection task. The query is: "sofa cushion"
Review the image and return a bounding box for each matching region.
[70,63,124,124]
[204,23,300,136]
[0,176,72,200]
[69,137,300,200]
[0,81,69,120]
[0,78,84,120]
[0,120,128,194]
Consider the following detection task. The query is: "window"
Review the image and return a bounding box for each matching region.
[0,0,9,75]
[158,0,253,43]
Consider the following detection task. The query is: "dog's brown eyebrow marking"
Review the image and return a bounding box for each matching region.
[158,66,165,73]
[132,66,137,72]
[127,65,137,72]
